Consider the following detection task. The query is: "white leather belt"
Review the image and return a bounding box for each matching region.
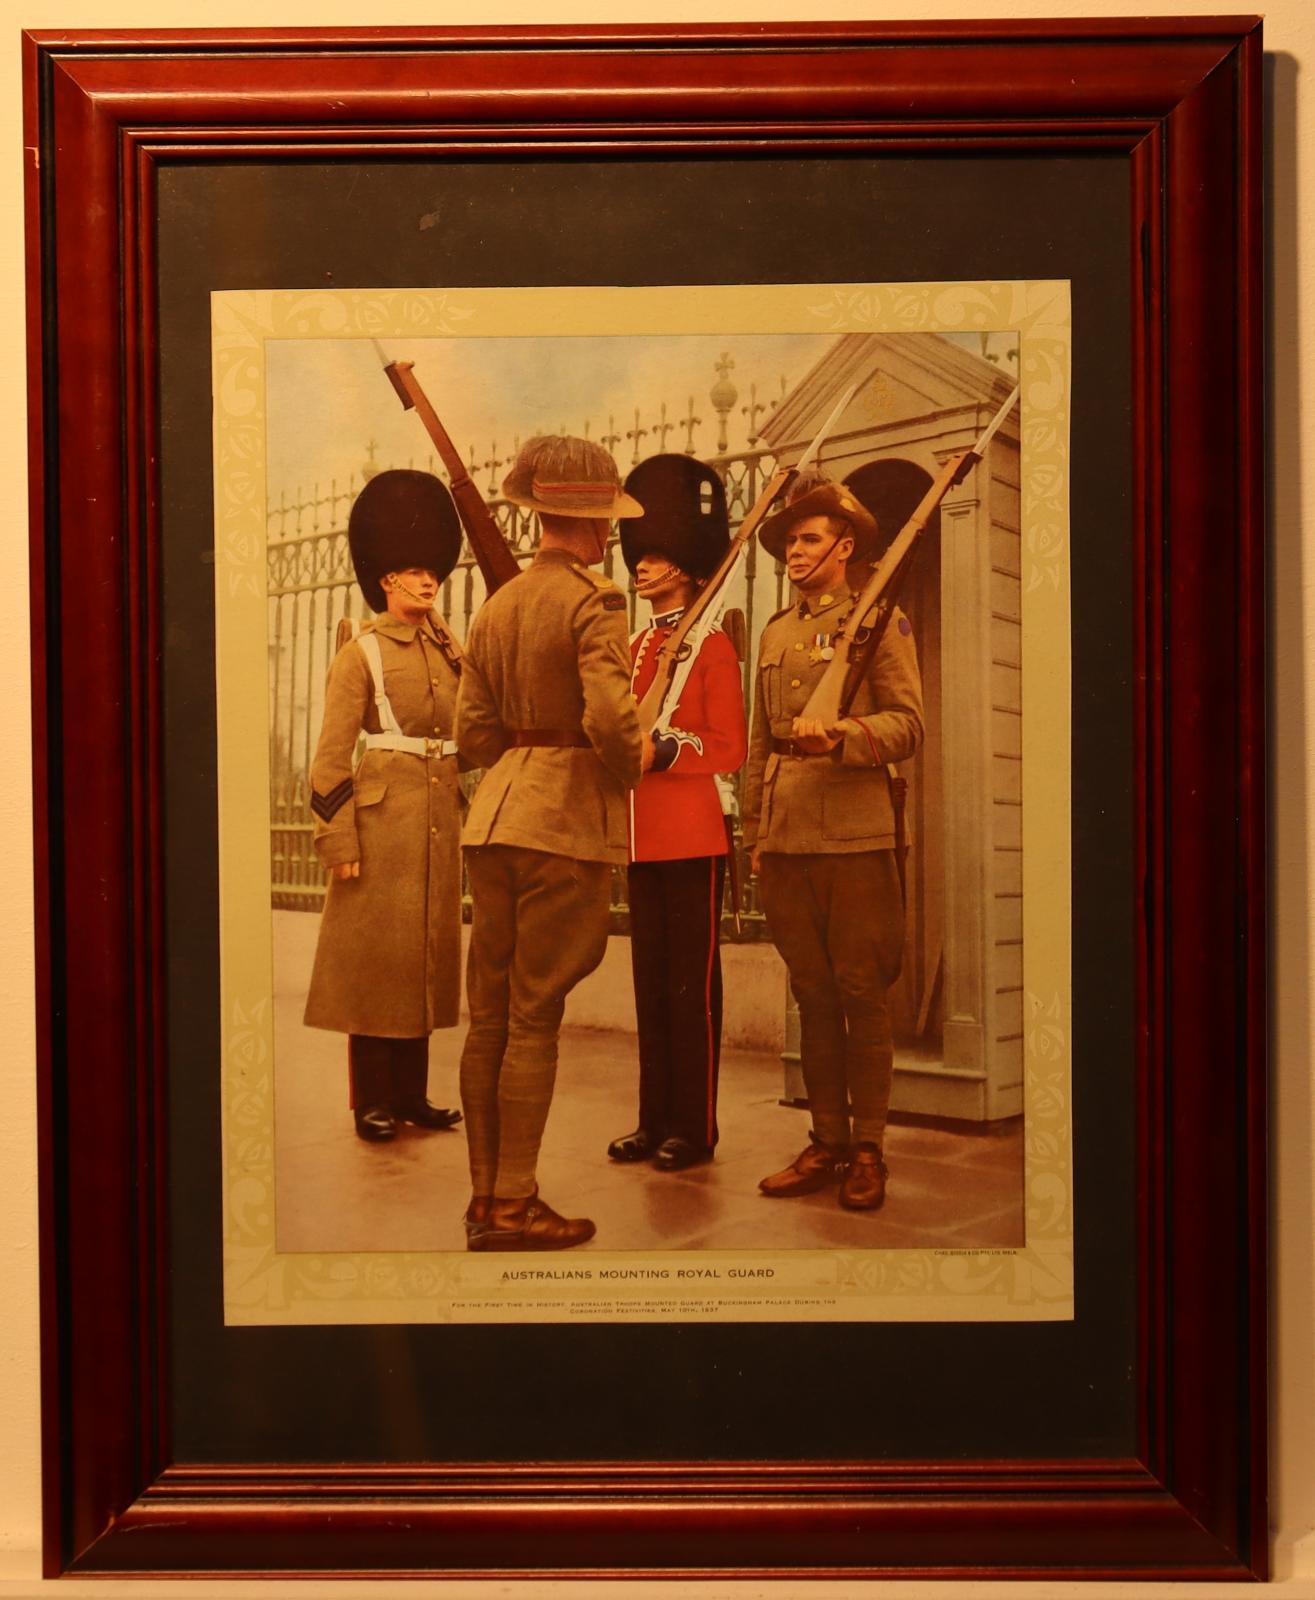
[362,732,458,758]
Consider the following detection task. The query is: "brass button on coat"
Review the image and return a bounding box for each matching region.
[742,583,924,856]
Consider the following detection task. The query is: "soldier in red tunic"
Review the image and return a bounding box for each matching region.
[607,455,748,1172]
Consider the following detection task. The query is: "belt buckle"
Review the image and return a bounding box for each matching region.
[425,737,445,758]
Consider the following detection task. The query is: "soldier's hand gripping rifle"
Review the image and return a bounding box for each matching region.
[798,382,1021,729]
[635,382,861,733]
[370,340,522,594]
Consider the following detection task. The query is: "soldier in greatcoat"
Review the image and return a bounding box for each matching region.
[742,472,924,1210]
[456,435,649,1252]
[606,454,747,1172]
[303,468,466,1142]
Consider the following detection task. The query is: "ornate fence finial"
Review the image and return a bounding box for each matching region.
[653,401,675,453]
[362,439,381,482]
[710,352,738,455]
[483,443,501,496]
[626,408,648,465]
[601,415,622,457]
[742,382,768,445]
[681,397,702,455]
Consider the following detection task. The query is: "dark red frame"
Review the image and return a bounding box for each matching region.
[24,21,1265,1580]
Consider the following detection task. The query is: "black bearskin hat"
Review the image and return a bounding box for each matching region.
[348,469,462,614]
[619,454,730,580]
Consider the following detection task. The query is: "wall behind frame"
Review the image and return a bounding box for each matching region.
[2,0,1311,1594]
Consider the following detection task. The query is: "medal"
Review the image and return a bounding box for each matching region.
[808,632,835,664]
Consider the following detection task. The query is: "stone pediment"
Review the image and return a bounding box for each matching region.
[760,332,1017,455]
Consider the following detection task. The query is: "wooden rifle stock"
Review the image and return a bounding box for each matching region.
[800,450,970,725]
[381,360,522,594]
[634,379,865,731]
[801,383,1019,726]
[634,461,794,731]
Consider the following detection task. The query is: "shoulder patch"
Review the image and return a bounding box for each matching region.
[569,563,619,593]
[602,592,626,611]
[898,615,913,637]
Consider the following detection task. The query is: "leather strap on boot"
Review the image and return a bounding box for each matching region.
[758,1133,850,1198]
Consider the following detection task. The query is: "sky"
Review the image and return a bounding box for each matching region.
[264,330,1018,519]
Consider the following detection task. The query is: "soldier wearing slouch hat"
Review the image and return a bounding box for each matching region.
[456,433,649,1253]
[743,469,924,1212]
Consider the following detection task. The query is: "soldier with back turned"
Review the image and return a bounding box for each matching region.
[456,434,650,1253]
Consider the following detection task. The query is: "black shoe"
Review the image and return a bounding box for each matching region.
[653,1136,710,1172]
[354,1105,396,1142]
[607,1127,660,1162]
[394,1097,462,1131]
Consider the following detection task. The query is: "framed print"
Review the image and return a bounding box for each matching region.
[219,286,1059,1328]
[26,19,1264,1581]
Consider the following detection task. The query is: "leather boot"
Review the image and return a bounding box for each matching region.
[758,1133,848,1197]
[394,1096,462,1131]
[839,1142,888,1210]
[653,1136,710,1172]
[354,1106,396,1142]
[606,1127,660,1162]
[467,1192,596,1252]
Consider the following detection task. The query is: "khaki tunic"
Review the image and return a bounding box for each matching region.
[303,611,463,1038]
[743,583,925,1147]
[457,547,643,864]
[742,585,924,853]
[456,547,644,1199]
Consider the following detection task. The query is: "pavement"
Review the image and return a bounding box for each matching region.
[274,1013,1025,1258]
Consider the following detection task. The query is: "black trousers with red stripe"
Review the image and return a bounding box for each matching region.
[626,855,727,1153]
[347,1035,429,1109]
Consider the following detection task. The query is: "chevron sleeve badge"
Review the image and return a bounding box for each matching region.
[310,776,354,823]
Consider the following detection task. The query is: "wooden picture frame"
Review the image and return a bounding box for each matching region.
[25,20,1265,1580]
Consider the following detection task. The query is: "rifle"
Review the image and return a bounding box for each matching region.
[635,382,860,733]
[713,774,744,937]
[370,341,522,594]
[799,382,1021,727]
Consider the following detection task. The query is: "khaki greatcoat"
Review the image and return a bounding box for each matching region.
[303,610,463,1038]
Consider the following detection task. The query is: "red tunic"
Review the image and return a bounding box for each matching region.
[628,619,748,862]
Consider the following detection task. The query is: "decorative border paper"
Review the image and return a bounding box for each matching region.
[214,280,1072,1324]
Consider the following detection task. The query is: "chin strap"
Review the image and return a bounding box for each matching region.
[633,561,685,597]
[791,534,850,596]
[384,572,437,607]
